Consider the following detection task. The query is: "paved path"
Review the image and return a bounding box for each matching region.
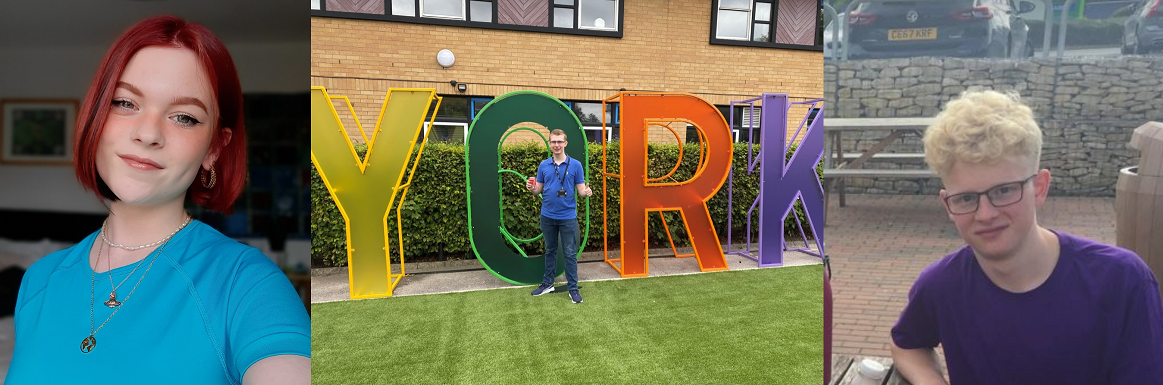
[312,244,824,303]
[827,194,1118,357]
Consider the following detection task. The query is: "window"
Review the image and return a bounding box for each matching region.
[752,2,772,42]
[565,101,619,143]
[579,0,617,30]
[429,96,470,121]
[709,0,825,51]
[315,0,623,38]
[715,105,761,143]
[392,0,416,16]
[716,0,752,40]
[583,127,606,143]
[686,124,741,143]
[421,0,465,19]
[419,95,472,144]
[469,0,492,22]
[469,97,493,119]
[424,122,468,143]
[553,2,575,28]
[685,126,700,144]
[570,102,611,125]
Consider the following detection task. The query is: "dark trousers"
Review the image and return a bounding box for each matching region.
[540,215,579,291]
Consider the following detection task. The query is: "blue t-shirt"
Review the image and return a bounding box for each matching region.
[891,231,1163,385]
[536,156,586,220]
[6,220,310,384]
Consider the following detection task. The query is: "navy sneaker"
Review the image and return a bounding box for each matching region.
[531,284,554,296]
[569,290,582,303]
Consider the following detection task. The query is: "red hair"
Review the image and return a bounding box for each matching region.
[74,15,246,214]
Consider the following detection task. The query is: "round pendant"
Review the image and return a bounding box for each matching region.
[81,335,96,353]
[104,292,121,308]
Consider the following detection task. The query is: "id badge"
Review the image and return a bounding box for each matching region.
[557,189,567,197]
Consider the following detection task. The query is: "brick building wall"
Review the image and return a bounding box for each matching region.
[312,0,823,145]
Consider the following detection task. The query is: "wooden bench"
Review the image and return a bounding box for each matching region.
[832,153,927,160]
[824,169,936,178]
[823,118,939,222]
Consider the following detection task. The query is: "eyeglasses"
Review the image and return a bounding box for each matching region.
[549,140,566,145]
[943,174,1037,215]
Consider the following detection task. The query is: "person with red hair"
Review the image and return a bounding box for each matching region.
[6,16,309,384]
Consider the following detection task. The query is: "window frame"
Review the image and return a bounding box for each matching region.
[553,0,577,29]
[423,121,469,143]
[582,126,614,143]
[467,0,494,22]
[314,0,624,38]
[686,124,742,143]
[715,0,754,41]
[708,0,825,51]
[469,97,494,120]
[564,100,620,144]
[716,104,761,143]
[420,0,467,20]
[751,1,773,42]
[577,0,619,31]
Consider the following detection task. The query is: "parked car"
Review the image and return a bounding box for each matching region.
[844,0,1036,59]
[1123,0,1163,54]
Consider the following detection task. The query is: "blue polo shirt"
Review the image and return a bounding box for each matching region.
[536,156,585,220]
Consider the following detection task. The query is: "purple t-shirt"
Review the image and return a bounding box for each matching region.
[892,231,1163,385]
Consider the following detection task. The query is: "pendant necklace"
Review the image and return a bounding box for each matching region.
[82,216,186,353]
[83,240,165,353]
[99,216,190,307]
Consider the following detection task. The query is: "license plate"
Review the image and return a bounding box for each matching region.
[888,28,938,41]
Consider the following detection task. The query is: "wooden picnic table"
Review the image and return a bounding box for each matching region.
[831,354,913,385]
[822,118,938,215]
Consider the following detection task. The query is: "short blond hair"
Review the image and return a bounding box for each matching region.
[549,129,567,140]
[923,90,1042,176]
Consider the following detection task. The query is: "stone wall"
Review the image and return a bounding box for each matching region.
[823,56,1163,196]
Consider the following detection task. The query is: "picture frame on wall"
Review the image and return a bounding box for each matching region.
[1,99,78,165]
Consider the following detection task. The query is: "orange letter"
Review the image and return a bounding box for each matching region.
[615,93,732,277]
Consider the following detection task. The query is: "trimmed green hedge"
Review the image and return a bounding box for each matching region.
[1026,17,1126,48]
[311,142,823,267]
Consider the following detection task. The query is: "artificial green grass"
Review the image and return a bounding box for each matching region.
[312,265,824,384]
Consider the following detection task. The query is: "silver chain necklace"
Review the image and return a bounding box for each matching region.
[83,237,167,353]
[102,251,146,308]
[100,215,191,251]
[97,217,188,307]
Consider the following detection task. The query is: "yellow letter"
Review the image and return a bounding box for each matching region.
[311,86,438,298]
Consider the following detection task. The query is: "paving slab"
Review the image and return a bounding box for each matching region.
[312,244,823,303]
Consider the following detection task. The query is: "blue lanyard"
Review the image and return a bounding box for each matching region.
[553,156,570,189]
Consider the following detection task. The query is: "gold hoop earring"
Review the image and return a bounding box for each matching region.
[201,166,216,189]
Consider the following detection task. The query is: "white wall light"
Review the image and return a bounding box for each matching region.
[437,49,455,68]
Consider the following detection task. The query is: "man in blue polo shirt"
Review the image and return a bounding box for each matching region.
[526,129,592,303]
